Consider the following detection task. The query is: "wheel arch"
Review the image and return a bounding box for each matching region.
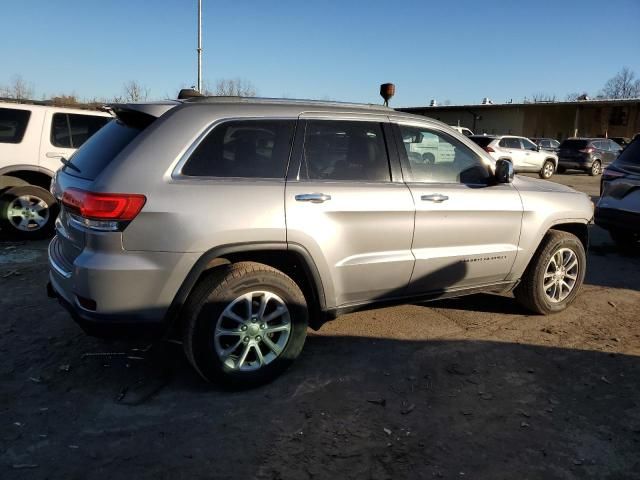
[0,166,55,191]
[164,242,328,335]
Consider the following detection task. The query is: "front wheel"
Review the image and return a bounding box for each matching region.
[0,185,58,240]
[182,261,308,388]
[539,160,555,179]
[589,160,602,176]
[514,231,586,314]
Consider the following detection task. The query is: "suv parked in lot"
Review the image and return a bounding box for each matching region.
[48,98,594,387]
[0,101,111,238]
[469,135,558,179]
[595,138,640,250]
[557,138,622,176]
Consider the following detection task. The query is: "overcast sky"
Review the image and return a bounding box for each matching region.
[2,0,639,106]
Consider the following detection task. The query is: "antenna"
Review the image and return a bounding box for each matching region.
[197,0,203,92]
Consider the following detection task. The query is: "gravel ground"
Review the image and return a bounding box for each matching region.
[1,172,639,479]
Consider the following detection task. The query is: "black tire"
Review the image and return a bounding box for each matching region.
[514,231,586,314]
[0,185,58,240]
[557,166,566,174]
[589,160,602,176]
[539,160,555,179]
[182,261,308,388]
[610,230,639,254]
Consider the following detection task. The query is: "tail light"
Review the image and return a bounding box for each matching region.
[602,168,626,181]
[485,146,495,152]
[62,188,146,231]
[579,147,594,154]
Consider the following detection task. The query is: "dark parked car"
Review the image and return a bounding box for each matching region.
[531,138,560,153]
[595,138,640,250]
[557,138,622,176]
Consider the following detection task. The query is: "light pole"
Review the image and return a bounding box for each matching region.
[197,0,203,92]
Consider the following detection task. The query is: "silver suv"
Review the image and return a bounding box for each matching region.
[47,97,594,387]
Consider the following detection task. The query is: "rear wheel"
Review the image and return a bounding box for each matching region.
[514,231,586,314]
[589,160,602,176]
[182,261,308,388]
[539,160,555,179]
[0,185,58,240]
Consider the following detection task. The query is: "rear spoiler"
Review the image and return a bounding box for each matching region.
[99,101,180,128]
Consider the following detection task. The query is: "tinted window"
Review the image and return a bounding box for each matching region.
[300,121,390,182]
[551,140,560,148]
[521,138,537,150]
[399,125,491,184]
[51,113,110,148]
[607,140,622,152]
[183,120,295,178]
[499,138,521,149]
[469,136,493,148]
[560,139,589,150]
[0,108,31,144]
[62,119,141,180]
[616,138,640,166]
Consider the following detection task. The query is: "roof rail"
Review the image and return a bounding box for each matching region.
[181,95,392,110]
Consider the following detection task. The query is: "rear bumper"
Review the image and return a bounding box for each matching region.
[47,235,200,338]
[594,207,640,233]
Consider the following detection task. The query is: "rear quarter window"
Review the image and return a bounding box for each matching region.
[0,107,31,144]
[181,120,296,178]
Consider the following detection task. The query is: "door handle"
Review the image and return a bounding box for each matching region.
[421,194,449,203]
[295,193,331,203]
[46,152,66,158]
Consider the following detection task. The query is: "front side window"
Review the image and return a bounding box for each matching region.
[521,138,537,150]
[182,120,296,178]
[300,121,390,182]
[399,125,491,184]
[0,108,31,144]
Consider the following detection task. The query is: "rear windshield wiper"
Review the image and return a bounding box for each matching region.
[60,157,81,173]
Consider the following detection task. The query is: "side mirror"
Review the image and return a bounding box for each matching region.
[495,159,514,183]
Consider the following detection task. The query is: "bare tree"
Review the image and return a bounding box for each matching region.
[115,80,150,102]
[49,94,80,107]
[204,78,257,97]
[531,92,557,102]
[600,67,640,99]
[0,75,35,100]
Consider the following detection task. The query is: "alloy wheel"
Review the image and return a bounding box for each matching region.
[6,195,50,232]
[543,248,579,303]
[213,291,291,371]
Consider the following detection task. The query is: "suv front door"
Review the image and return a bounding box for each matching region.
[393,122,523,294]
[285,117,415,308]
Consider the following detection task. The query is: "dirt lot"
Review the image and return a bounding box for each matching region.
[1,173,639,479]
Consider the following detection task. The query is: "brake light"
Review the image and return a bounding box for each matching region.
[62,188,146,231]
[579,147,594,154]
[602,168,626,181]
[485,146,495,152]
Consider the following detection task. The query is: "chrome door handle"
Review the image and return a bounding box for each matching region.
[46,152,66,158]
[421,194,449,203]
[295,193,331,203]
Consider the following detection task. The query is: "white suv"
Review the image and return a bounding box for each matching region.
[0,101,111,238]
[469,135,558,179]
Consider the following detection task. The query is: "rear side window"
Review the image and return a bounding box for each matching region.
[616,139,640,166]
[499,138,521,149]
[0,107,31,144]
[51,113,110,148]
[62,119,141,180]
[300,121,390,182]
[182,120,295,178]
[560,139,588,149]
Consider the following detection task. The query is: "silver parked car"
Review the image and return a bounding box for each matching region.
[48,97,594,387]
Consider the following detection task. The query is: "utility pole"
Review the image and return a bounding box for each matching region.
[197,0,203,92]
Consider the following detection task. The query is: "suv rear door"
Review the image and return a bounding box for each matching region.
[285,115,415,308]
[392,121,522,293]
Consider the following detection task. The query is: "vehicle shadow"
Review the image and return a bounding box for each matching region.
[9,335,639,480]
